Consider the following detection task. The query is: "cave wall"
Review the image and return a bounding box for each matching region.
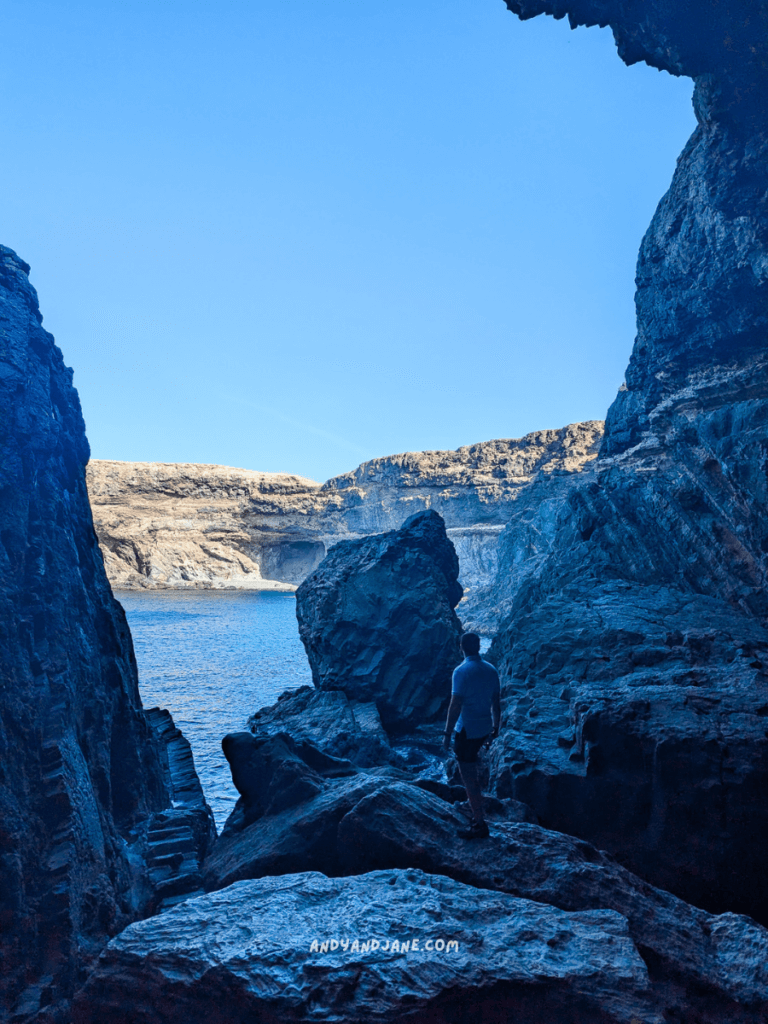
[490,0,768,921]
[0,246,171,1018]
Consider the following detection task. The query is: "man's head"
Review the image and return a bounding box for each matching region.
[460,632,481,657]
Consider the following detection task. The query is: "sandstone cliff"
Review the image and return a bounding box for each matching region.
[85,421,603,629]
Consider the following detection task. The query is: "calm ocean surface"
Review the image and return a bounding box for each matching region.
[118,590,311,830]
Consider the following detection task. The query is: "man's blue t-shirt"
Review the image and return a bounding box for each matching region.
[452,655,500,739]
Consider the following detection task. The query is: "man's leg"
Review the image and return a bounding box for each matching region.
[457,760,485,824]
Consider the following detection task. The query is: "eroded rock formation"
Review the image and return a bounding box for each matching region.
[74,868,671,1024]
[0,246,213,1020]
[85,422,603,629]
[486,0,768,924]
[247,685,394,767]
[295,510,463,733]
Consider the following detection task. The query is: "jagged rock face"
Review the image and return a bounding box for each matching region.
[73,869,666,1024]
[337,783,768,1021]
[85,423,603,628]
[0,247,172,1016]
[488,1,768,924]
[203,756,768,1019]
[295,510,463,733]
[247,685,394,767]
[506,5,768,457]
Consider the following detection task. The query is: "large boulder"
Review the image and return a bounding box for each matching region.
[485,0,768,925]
[247,685,393,767]
[202,762,768,1019]
[336,782,768,1021]
[0,246,200,1017]
[73,869,663,1024]
[296,509,463,733]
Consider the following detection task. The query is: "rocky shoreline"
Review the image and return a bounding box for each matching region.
[2,0,768,1021]
[85,421,603,633]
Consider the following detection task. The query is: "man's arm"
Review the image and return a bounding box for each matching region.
[442,694,463,751]
[490,689,501,737]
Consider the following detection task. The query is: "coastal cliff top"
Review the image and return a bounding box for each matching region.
[323,421,604,491]
[87,460,323,500]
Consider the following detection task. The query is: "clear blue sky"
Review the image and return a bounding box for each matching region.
[0,0,695,483]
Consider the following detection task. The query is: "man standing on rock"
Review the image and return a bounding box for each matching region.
[442,631,500,840]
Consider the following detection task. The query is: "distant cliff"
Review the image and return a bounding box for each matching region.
[86,421,603,628]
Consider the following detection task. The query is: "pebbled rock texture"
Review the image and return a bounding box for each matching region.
[295,510,463,733]
[336,781,768,1022]
[488,0,768,924]
[73,869,664,1024]
[203,755,768,1021]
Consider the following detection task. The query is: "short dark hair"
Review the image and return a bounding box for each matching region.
[461,632,481,656]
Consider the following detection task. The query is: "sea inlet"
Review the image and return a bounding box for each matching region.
[119,589,311,829]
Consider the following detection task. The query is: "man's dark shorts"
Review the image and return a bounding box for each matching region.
[453,728,488,764]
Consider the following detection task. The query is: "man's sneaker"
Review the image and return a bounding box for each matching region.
[457,819,489,840]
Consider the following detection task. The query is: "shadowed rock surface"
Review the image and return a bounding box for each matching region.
[296,510,463,733]
[0,246,213,1020]
[485,0,768,925]
[336,782,768,1022]
[247,685,394,767]
[73,869,664,1024]
[144,709,217,914]
[203,758,768,1021]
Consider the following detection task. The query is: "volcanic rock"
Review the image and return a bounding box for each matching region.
[220,730,357,833]
[295,509,463,733]
[247,685,393,767]
[0,246,209,1017]
[73,869,663,1024]
[336,781,768,1021]
[202,766,768,1020]
[486,0,768,925]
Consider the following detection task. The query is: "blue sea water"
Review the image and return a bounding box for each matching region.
[118,590,311,830]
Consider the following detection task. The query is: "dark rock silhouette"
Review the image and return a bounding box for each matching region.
[247,684,394,767]
[296,509,463,733]
[204,733,533,891]
[0,245,214,1018]
[73,869,666,1024]
[487,0,768,925]
[144,709,217,913]
[204,748,768,1018]
[336,782,768,1021]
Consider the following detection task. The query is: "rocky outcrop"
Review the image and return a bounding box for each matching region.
[202,710,768,1023]
[295,510,463,733]
[485,0,768,925]
[247,685,394,767]
[86,460,327,590]
[338,783,768,1021]
[85,423,603,628]
[73,869,667,1024]
[144,709,217,914]
[0,246,214,1019]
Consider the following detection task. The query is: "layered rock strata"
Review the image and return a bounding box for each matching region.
[295,510,463,733]
[484,0,768,924]
[85,422,603,629]
[0,246,212,1020]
